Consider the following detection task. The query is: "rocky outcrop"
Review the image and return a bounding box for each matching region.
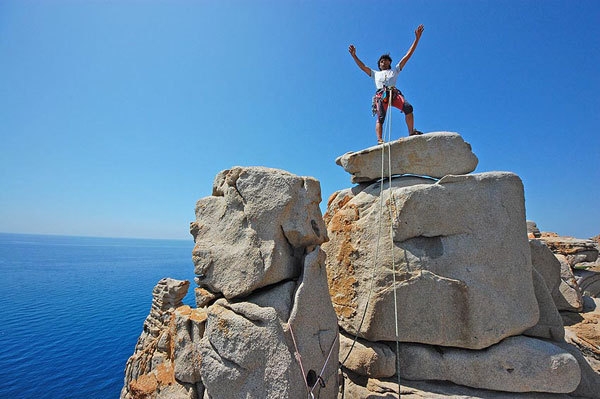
[335,132,478,183]
[527,220,542,238]
[540,235,599,269]
[323,171,539,349]
[123,133,599,399]
[576,269,600,297]
[122,167,339,399]
[397,336,580,393]
[198,248,339,399]
[524,269,565,341]
[325,132,596,397]
[528,233,600,398]
[532,231,600,305]
[530,239,562,295]
[190,167,328,299]
[121,278,206,399]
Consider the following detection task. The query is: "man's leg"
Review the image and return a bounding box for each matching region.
[375,97,386,143]
[391,91,415,136]
[405,112,415,135]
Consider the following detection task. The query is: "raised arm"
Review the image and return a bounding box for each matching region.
[348,45,371,76]
[398,24,424,71]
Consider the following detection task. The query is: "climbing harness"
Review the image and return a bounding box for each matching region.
[341,86,403,397]
[288,322,339,399]
[372,85,406,126]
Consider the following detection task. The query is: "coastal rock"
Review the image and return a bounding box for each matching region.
[172,306,206,384]
[190,166,327,299]
[123,158,600,399]
[199,248,339,399]
[323,172,539,349]
[335,132,478,183]
[121,278,206,399]
[123,168,339,399]
[397,335,581,393]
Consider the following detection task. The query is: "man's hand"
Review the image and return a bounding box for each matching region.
[399,25,424,70]
[415,24,424,40]
[348,44,357,57]
[348,44,371,76]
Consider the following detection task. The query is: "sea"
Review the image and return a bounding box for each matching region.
[0,233,197,399]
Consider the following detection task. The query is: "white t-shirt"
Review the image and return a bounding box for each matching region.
[370,64,402,89]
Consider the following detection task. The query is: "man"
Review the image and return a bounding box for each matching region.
[349,24,424,144]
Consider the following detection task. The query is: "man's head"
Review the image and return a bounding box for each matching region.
[378,54,392,70]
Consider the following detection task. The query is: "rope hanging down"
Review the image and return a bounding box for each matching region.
[288,322,338,399]
[383,88,403,397]
[340,87,403,398]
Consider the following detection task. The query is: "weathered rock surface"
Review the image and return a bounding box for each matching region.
[523,269,564,341]
[397,336,580,393]
[199,248,339,399]
[575,269,600,297]
[121,278,207,399]
[335,132,479,183]
[530,239,562,295]
[555,254,584,312]
[339,332,396,378]
[122,155,600,399]
[123,167,338,399]
[526,239,566,340]
[558,331,600,399]
[190,166,328,299]
[527,220,542,238]
[323,171,539,349]
[541,235,599,268]
[341,373,579,398]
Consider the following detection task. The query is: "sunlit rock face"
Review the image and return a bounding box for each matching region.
[335,132,478,183]
[190,166,328,300]
[323,171,539,349]
[123,167,339,399]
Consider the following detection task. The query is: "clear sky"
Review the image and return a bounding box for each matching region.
[1,0,599,240]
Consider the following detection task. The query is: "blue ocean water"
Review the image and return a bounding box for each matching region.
[0,233,196,399]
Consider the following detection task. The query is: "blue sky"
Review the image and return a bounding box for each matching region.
[1,0,598,240]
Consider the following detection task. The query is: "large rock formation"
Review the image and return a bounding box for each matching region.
[122,133,600,399]
[324,132,599,398]
[540,235,599,268]
[199,247,338,399]
[324,171,539,349]
[122,167,339,399]
[121,278,206,399]
[335,132,478,183]
[190,167,327,299]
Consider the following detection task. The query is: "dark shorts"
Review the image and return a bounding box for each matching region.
[372,87,413,124]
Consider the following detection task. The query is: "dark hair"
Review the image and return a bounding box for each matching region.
[378,54,392,70]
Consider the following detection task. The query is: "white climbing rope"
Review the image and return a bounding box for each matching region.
[383,87,403,397]
[288,323,312,398]
[340,87,403,397]
[386,91,402,397]
[288,322,338,399]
